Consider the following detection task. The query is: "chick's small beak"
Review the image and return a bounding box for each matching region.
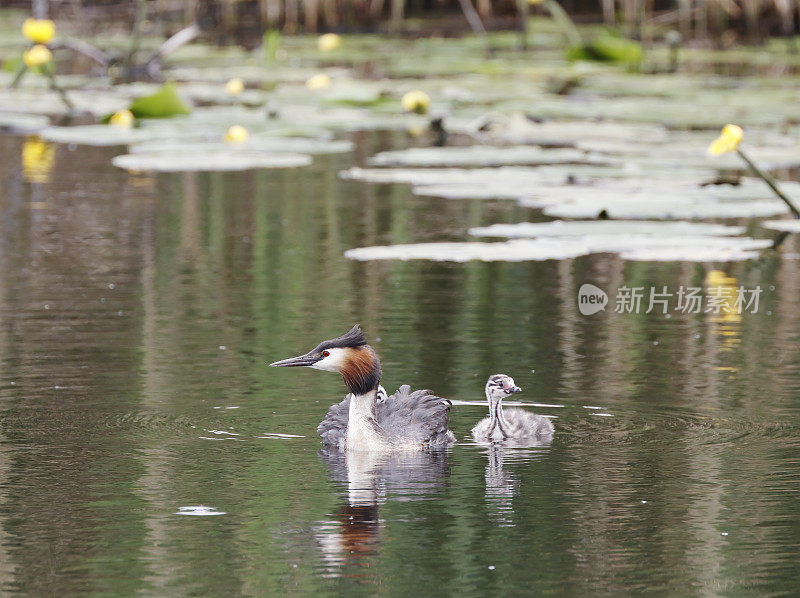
[269,352,318,367]
[509,385,522,394]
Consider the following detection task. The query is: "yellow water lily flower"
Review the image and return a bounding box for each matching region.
[225,77,244,95]
[401,90,430,115]
[22,137,55,184]
[317,33,342,52]
[23,44,52,68]
[708,124,743,156]
[22,18,56,44]
[224,125,248,144]
[305,73,332,91]
[109,110,134,129]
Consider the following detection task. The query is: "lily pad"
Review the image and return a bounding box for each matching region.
[539,198,789,220]
[0,112,49,133]
[761,220,800,233]
[134,105,334,140]
[341,166,555,186]
[129,82,192,118]
[567,33,644,65]
[578,235,771,255]
[112,151,312,172]
[128,136,353,155]
[39,125,161,146]
[344,235,771,263]
[0,87,129,118]
[517,180,798,220]
[368,146,602,167]
[463,114,668,146]
[578,134,800,173]
[341,166,722,202]
[467,220,772,260]
[344,239,589,262]
[619,243,770,262]
[469,221,747,239]
[178,82,267,106]
[413,182,550,201]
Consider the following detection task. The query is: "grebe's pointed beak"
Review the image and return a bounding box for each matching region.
[509,385,522,394]
[269,352,318,367]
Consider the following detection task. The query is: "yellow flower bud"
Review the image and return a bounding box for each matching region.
[224,125,248,144]
[305,73,332,91]
[23,44,52,68]
[317,33,342,52]
[109,110,134,129]
[225,77,244,95]
[708,124,743,156]
[22,18,56,44]
[401,90,430,115]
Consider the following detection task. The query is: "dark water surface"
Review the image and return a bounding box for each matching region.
[1,133,800,596]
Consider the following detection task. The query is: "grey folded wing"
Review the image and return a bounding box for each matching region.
[317,395,350,450]
[317,385,455,449]
[377,385,455,447]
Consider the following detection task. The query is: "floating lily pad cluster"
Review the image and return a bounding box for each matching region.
[112,151,312,172]
[342,165,796,219]
[367,146,605,168]
[346,220,772,263]
[331,72,800,263]
[2,30,799,261]
[342,161,787,261]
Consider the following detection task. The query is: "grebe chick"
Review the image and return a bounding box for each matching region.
[270,325,455,452]
[349,385,388,404]
[471,374,554,445]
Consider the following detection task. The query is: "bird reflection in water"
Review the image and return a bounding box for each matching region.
[480,440,553,527]
[314,449,450,577]
[484,444,518,527]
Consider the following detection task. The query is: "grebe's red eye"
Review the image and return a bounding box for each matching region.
[321,350,330,357]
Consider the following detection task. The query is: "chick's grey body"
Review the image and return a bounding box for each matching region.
[472,374,554,446]
[318,384,456,451]
[472,407,554,444]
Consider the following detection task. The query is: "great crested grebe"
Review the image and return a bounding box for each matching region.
[269,325,455,451]
[472,374,554,445]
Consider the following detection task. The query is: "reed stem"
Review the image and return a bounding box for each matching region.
[126,0,148,74]
[47,69,74,111]
[456,0,489,51]
[9,65,27,88]
[737,148,800,219]
[543,0,583,46]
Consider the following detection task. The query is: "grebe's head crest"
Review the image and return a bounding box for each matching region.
[486,374,521,402]
[269,325,382,396]
[312,325,367,352]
